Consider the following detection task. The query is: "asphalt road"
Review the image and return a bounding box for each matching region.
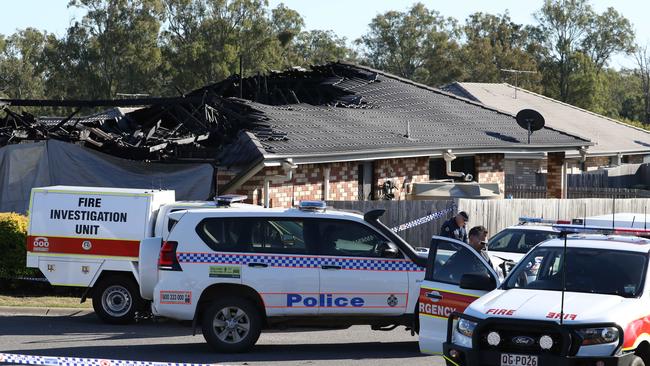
[0,310,445,366]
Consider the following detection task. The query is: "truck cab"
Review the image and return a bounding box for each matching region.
[428,232,650,366]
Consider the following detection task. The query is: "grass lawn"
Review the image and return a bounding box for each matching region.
[0,295,92,308]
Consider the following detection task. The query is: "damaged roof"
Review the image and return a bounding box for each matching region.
[209,62,590,164]
[443,82,650,158]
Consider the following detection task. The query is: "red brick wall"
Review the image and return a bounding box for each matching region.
[475,154,505,196]
[374,157,430,200]
[547,152,565,198]
[220,157,431,207]
[625,154,645,164]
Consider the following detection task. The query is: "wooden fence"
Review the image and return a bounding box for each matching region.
[326,200,455,248]
[329,198,650,246]
[506,185,650,199]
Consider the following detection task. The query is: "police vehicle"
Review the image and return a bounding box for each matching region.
[420,225,650,366]
[139,200,437,352]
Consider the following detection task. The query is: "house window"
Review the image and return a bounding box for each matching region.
[429,156,476,180]
[357,161,373,200]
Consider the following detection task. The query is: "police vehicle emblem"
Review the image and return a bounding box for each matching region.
[512,336,535,346]
[82,240,92,251]
[47,264,55,272]
[387,294,398,307]
[82,265,90,274]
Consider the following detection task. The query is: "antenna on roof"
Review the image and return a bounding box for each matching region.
[515,109,545,144]
[500,69,537,99]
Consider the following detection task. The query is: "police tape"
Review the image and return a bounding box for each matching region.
[0,353,221,366]
[391,205,457,233]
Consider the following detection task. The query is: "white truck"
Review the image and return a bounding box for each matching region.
[421,226,650,366]
[25,186,237,324]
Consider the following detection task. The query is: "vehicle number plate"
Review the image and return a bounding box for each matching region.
[501,354,538,366]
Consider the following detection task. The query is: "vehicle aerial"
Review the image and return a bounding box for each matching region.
[25,185,255,324]
[421,226,650,366]
[139,201,431,352]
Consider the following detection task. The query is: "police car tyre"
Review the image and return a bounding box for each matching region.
[631,356,646,366]
[201,297,262,353]
[92,275,140,324]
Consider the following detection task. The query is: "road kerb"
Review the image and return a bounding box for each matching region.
[0,306,93,317]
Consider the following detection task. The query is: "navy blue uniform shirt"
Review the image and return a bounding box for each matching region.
[440,218,468,243]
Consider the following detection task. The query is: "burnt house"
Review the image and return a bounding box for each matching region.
[0,62,590,210]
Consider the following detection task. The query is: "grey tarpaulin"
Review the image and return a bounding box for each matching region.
[0,140,214,213]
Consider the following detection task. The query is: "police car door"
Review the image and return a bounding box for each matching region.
[418,236,499,355]
[315,219,409,315]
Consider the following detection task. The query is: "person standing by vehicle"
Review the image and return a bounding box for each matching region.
[467,225,491,266]
[440,211,469,243]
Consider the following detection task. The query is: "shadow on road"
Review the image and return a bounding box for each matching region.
[5,340,425,363]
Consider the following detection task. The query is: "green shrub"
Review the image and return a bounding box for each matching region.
[0,212,36,278]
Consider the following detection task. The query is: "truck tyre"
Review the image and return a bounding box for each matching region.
[631,356,646,366]
[202,296,262,353]
[92,275,141,324]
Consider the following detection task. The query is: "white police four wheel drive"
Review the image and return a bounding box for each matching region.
[141,201,440,352]
[419,228,650,366]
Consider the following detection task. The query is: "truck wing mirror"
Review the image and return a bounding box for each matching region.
[460,273,496,291]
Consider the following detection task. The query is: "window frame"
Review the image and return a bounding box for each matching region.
[313,218,401,258]
[425,236,496,286]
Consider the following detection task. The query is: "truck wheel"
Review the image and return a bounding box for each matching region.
[201,297,262,353]
[92,275,141,324]
[631,356,646,366]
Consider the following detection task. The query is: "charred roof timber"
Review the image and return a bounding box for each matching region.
[0,62,591,164]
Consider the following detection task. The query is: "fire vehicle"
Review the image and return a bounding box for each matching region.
[25,186,255,324]
[420,224,650,366]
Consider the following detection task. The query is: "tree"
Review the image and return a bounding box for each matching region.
[460,12,541,90]
[0,28,48,99]
[288,30,353,66]
[61,0,166,98]
[634,44,650,124]
[357,3,462,85]
[535,0,635,102]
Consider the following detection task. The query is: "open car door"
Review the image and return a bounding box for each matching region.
[418,236,500,355]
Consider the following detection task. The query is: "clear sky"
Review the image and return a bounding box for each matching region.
[2,0,647,69]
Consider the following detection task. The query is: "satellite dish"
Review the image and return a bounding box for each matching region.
[516,109,545,144]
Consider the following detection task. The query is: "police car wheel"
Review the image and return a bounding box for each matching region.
[202,297,261,353]
[92,276,139,324]
[631,356,646,366]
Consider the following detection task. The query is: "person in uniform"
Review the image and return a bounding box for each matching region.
[440,211,469,243]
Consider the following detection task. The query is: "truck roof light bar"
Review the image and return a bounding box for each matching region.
[214,194,248,207]
[298,200,327,212]
[552,224,650,237]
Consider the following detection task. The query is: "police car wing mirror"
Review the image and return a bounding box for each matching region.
[460,273,496,291]
[378,242,399,258]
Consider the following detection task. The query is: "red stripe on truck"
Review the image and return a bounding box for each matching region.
[26,235,140,257]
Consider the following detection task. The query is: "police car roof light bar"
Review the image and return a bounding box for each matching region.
[299,200,327,211]
[519,217,571,225]
[215,194,248,206]
[552,224,650,237]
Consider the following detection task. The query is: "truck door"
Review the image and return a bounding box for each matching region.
[315,219,409,316]
[418,236,499,355]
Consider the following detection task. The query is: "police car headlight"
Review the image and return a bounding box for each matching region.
[576,327,619,345]
[457,318,478,338]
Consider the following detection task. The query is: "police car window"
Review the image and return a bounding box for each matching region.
[515,231,559,252]
[315,220,394,258]
[429,241,491,285]
[196,218,308,254]
[487,231,517,252]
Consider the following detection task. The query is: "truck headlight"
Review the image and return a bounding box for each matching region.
[576,327,619,345]
[457,318,478,338]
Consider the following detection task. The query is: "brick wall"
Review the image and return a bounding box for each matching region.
[374,157,430,200]
[475,154,505,196]
[547,152,565,198]
[625,154,645,164]
[221,157,431,207]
